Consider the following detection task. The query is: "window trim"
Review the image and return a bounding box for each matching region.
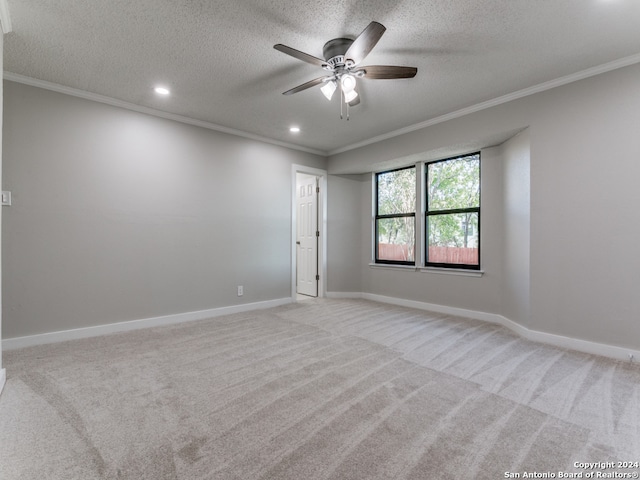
[374,166,416,266]
[425,153,481,271]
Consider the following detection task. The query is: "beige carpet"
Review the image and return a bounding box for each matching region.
[1,298,638,479]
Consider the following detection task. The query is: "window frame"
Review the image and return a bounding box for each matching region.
[425,153,481,271]
[374,166,416,266]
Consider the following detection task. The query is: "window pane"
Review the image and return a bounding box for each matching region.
[377,217,415,262]
[428,154,480,211]
[427,213,478,265]
[377,167,416,215]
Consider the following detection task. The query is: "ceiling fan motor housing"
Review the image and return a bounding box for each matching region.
[323,38,354,63]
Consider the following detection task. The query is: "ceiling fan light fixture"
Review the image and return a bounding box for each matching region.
[274,21,417,117]
[340,74,356,93]
[343,88,358,104]
[320,80,337,100]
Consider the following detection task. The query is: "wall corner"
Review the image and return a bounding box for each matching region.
[0,0,12,34]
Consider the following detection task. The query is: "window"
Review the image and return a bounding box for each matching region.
[426,153,480,269]
[375,166,416,265]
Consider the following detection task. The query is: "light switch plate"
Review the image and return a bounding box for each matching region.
[1,191,11,206]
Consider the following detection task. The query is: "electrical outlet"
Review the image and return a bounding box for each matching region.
[237,285,243,297]
[629,354,635,363]
[1,191,11,206]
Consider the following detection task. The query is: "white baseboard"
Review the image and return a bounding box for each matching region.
[0,369,6,397]
[2,298,293,351]
[328,291,640,363]
[361,293,501,324]
[493,314,640,364]
[4,292,639,364]
[326,292,364,299]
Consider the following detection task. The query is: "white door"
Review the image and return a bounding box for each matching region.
[296,174,318,297]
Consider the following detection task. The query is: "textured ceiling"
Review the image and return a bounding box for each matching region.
[4,0,640,155]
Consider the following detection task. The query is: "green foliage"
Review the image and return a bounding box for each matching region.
[428,155,479,211]
[377,167,416,216]
[374,155,480,260]
[377,167,416,250]
[427,154,479,248]
[429,213,478,248]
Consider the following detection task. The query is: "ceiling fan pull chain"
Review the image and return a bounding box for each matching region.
[340,89,344,119]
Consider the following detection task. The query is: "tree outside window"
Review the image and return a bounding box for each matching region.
[375,167,416,264]
[426,153,480,269]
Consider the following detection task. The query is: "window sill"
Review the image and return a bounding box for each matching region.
[369,263,417,271]
[368,263,484,277]
[420,267,484,277]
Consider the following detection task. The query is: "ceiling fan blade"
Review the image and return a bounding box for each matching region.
[356,65,417,79]
[344,21,386,66]
[282,76,331,95]
[274,44,328,68]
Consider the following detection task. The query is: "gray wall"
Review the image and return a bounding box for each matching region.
[359,145,505,316]
[4,62,640,353]
[0,32,4,368]
[2,81,325,338]
[326,174,366,293]
[329,62,640,351]
[501,130,531,328]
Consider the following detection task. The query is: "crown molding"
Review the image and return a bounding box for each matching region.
[6,51,640,158]
[3,72,326,157]
[328,52,640,156]
[0,0,11,33]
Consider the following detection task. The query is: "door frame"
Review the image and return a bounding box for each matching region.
[291,164,327,300]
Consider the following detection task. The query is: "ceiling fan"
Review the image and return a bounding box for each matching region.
[274,21,417,118]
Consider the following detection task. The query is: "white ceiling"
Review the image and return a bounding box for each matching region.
[3,0,640,155]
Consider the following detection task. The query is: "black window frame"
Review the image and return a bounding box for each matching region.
[375,166,416,266]
[425,153,481,270]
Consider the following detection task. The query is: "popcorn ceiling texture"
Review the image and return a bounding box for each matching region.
[0,298,637,479]
[4,0,640,152]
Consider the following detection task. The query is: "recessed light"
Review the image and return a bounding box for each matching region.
[290,126,300,133]
[154,87,170,95]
